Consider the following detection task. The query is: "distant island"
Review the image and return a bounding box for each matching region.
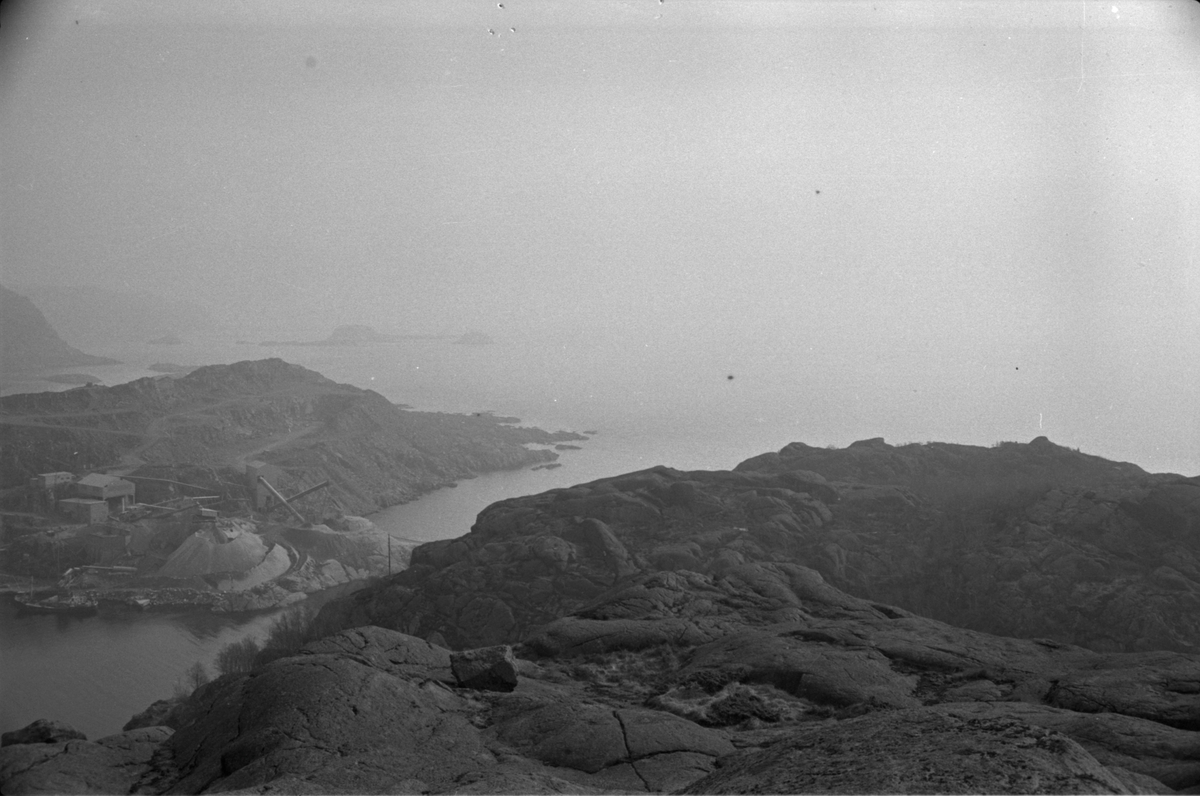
[258,325,498,347]
[260,324,449,347]
[453,331,494,346]
[148,334,184,346]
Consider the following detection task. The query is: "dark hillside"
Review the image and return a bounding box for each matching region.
[325,439,1200,654]
[0,359,584,513]
[0,284,119,375]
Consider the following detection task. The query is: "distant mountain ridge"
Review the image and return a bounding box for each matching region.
[11,283,213,344]
[0,284,119,375]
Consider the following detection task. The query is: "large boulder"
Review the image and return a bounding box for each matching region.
[451,645,520,691]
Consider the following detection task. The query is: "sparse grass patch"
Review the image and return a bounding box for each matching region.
[216,636,261,676]
[566,645,683,700]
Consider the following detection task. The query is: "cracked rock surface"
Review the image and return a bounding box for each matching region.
[154,626,735,794]
[0,726,173,795]
[5,438,1200,793]
[322,438,1200,655]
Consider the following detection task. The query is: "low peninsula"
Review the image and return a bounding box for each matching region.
[0,359,586,611]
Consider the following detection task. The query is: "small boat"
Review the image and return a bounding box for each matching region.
[14,591,99,616]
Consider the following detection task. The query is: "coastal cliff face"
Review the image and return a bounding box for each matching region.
[4,439,1199,794]
[0,358,584,513]
[0,285,119,375]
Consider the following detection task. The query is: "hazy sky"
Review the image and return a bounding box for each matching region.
[1,0,1197,473]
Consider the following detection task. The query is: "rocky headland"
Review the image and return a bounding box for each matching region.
[0,359,584,612]
[8,284,213,346]
[0,284,120,376]
[3,438,1199,793]
[0,358,586,514]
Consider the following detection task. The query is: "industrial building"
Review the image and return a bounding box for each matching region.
[75,473,136,512]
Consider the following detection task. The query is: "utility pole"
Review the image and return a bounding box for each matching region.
[387,535,392,575]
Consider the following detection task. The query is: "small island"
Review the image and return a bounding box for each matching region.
[453,330,494,346]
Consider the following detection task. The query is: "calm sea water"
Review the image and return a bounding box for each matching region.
[1,335,802,739]
[0,601,281,740]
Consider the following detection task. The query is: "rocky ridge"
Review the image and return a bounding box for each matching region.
[323,438,1199,654]
[4,438,1199,793]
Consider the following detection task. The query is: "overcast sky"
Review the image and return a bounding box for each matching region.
[1,0,1197,472]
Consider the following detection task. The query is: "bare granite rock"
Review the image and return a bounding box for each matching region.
[679,707,1139,794]
[319,443,1200,656]
[451,645,520,691]
[154,628,734,794]
[1,719,86,747]
[0,726,172,795]
[8,440,1200,794]
[925,701,1200,791]
[300,623,456,684]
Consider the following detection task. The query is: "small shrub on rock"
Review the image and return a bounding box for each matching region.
[254,605,323,667]
[216,637,261,675]
[173,661,210,698]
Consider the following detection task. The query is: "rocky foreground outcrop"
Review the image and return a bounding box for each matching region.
[4,438,1199,793]
[326,438,1199,654]
[5,585,1198,792]
[0,358,585,513]
[735,437,1200,652]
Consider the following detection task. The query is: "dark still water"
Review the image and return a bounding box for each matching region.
[0,600,282,740]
